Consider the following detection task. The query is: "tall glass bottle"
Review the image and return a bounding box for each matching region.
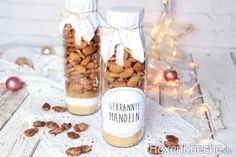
[101,6,147,147]
[60,0,100,115]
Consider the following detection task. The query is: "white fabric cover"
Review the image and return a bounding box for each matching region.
[100,6,146,64]
[59,0,99,44]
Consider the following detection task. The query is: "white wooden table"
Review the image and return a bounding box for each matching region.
[0,52,235,157]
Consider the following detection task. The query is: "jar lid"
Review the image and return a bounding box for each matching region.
[65,0,98,13]
[107,6,144,28]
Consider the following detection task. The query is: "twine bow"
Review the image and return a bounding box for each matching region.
[59,9,98,44]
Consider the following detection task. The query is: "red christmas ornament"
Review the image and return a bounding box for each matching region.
[6,76,23,91]
[163,69,178,81]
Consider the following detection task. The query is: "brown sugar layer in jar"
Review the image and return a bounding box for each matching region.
[103,131,143,148]
[103,48,146,147]
[63,24,100,99]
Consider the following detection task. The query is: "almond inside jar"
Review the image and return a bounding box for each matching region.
[64,24,100,115]
[102,48,146,147]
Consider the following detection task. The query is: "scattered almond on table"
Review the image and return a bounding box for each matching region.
[52,106,67,112]
[33,121,46,127]
[67,132,80,139]
[24,103,93,155]
[66,145,92,156]
[48,127,64,136]
[42,103,51,111]
[46,121,59,129]
[61,123,72,131]
[74,123,89,132]
[65,147,82,156]
[24,128,38,137]
[164,135,179,149]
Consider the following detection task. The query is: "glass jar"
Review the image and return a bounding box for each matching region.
[101,7,147,147]
[60,0,100,115]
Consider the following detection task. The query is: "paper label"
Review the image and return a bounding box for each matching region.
[102,87,145,137]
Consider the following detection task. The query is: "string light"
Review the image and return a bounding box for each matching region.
[184,82,199,96]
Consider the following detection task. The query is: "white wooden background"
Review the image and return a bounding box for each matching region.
[0,0,236,53]
[0,52,236,156]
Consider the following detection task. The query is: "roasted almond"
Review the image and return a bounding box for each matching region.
[48,127,64,136]
[61,123,72,131]
[120,68,134,78]
[82,46,96,56]
[80,56,91,66]
[164,141,179,149]
[109,63,124,73]
[79,145,92,154]
[67,132,80,139]
[77,41,88,49]
[166,135,179,143]
[127,75,140,87]
[66,147,81,156]
[24,128,38,137]
[86,62,97,70]
[68,53,81,65]
[108,71,120,78]
[74,123,89,132]
[42,103,51,111]
[112,81,127,87]
[46,121,59,129]
[123,59,132,68]
[33,121,46,127]
[52,106,67,112]
[133,62,144,72]
[75,65,86,73]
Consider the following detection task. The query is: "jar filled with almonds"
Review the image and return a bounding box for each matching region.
[60,0,100,115]
[100,7,147,147]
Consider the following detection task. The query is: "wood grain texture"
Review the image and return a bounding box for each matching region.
[0,87,29,130]
[159,54,211,134]
[192,52,236,156]
[0,94,40,157]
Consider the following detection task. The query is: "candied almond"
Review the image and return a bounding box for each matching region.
[74,123,89,132]
[33,121,46,127]
[61,123,72,131]
[52,106,67,112]
[46,121,59,129]
[65,147,81,156]
[148,145,162,155]
[42,103,51,111]
[24,128,38,137]
[48,128,64,136]
[79,145,92,154]
[67,132,80,139]
[166,135,179,143]
[164,141,179,149]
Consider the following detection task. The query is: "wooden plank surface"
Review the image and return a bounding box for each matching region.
[0,88,41,157]
[192,52,236,157]
[0,87,29,130]
[160,54,211,134]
